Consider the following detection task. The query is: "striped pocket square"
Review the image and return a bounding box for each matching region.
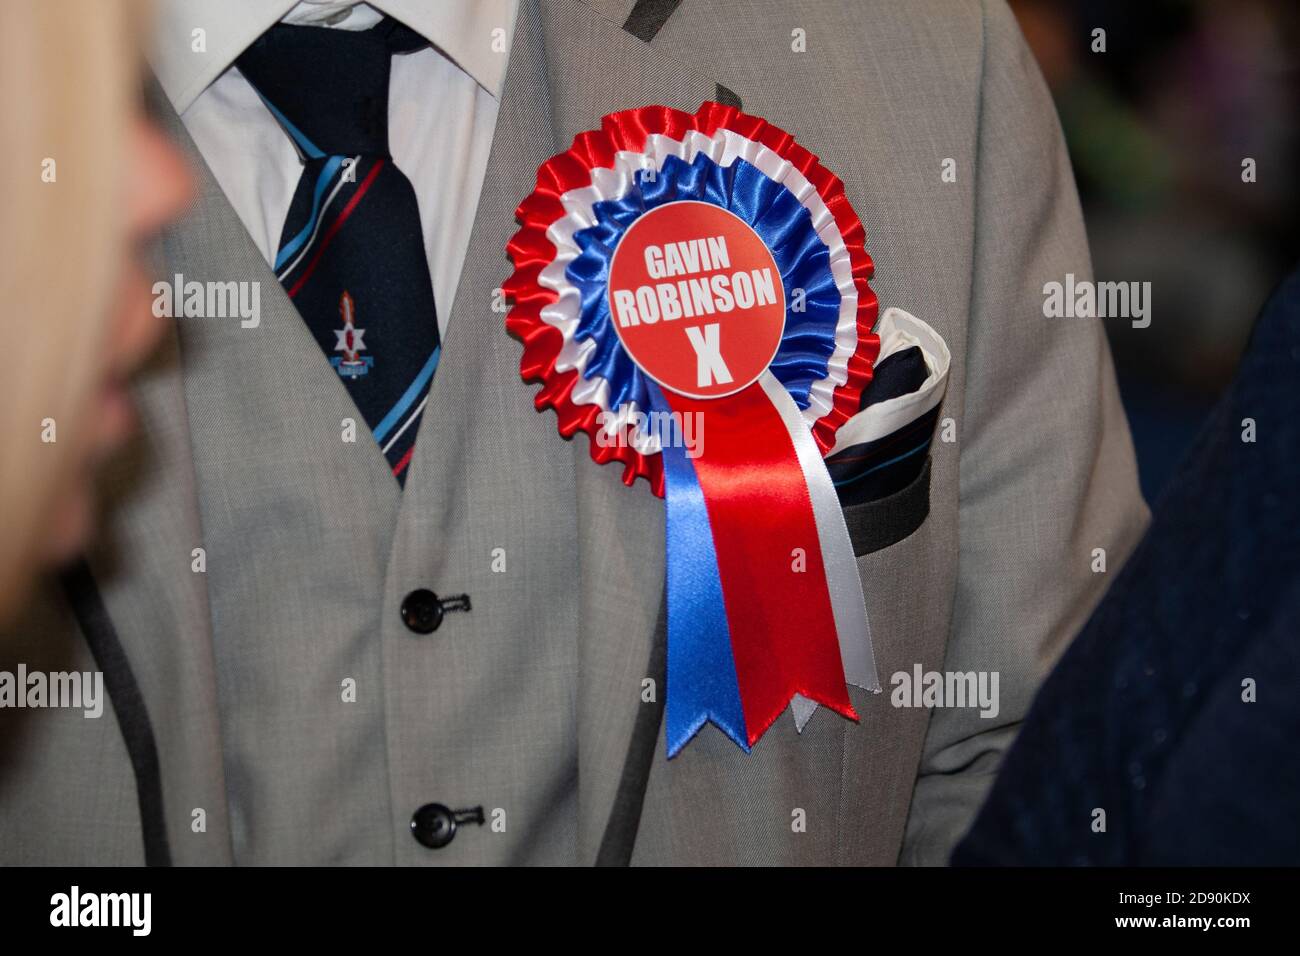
[828,308,951,507]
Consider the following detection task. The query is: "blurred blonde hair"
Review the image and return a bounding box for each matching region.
[0,0,145,619]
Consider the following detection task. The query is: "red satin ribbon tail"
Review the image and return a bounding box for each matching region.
[667,385,854,749]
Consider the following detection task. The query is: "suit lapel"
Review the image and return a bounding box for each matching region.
[541,0,726,861]
[84,258,233,863]
[406,0,721,861]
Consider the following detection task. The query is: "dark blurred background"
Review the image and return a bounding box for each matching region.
[1011,0,1300,500]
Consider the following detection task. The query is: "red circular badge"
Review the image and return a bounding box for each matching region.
[608,201,785,399]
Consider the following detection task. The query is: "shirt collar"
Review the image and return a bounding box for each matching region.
[151,0,518,113]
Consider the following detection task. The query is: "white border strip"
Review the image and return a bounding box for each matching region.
[827,308,951,455]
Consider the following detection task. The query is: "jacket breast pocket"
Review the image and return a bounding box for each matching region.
[842,456,932,557]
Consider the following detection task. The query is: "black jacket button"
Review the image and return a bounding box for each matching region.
[401,589,443,633]
[410,804,485,849]
[410,803,455,848]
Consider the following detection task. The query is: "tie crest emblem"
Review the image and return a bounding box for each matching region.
[331,291,374,378]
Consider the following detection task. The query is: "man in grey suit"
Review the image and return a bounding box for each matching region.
[0,0,1146,865]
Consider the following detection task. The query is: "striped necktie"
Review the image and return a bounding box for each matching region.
[237,17,439,486]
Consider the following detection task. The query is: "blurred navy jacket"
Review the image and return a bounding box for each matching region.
[954,266,1300,866]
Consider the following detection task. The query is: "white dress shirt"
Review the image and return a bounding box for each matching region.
[151,0,519,337]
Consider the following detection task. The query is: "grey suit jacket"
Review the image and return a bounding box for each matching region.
[0,0,1146,865]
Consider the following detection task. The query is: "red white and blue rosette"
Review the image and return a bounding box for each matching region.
[505,103,882,756]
